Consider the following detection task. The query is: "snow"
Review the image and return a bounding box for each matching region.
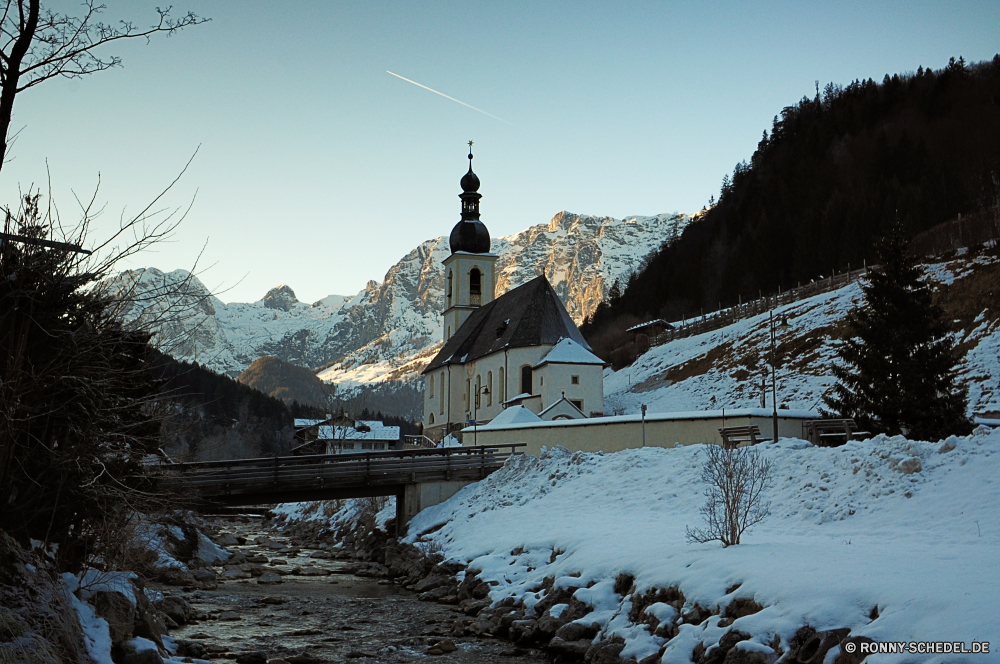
[535,337,605,367]
[404,428,1000,662]
[62,573,115,664]
[603,252,1000,420]
[478,405,543,429]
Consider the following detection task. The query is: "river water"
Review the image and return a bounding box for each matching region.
[167,517,546,663]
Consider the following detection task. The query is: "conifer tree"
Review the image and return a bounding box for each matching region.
[824,223,972,440]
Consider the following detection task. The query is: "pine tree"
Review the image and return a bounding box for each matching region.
[824,223,972,440]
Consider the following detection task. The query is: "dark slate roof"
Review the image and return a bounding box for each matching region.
[422,275,592,374]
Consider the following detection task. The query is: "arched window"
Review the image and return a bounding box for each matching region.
[520,365,532,395]
[499,367,505,402]
[429,374,434,397]
[429,413,435,425]
[447,270,453,306]
[470,268,482,305]
[487,371,493,406]
[439,373,445,414]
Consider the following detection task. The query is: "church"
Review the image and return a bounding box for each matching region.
[421,149,605,442]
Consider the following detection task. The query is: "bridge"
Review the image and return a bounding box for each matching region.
[159,444,525,531]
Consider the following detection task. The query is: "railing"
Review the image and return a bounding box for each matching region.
[157,444,526,499]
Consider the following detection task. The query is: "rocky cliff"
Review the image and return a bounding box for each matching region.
[114,211,689,387]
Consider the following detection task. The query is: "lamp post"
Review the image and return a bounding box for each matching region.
[641,404,647,447]
[472,385,489,448]
[769,311,790,442]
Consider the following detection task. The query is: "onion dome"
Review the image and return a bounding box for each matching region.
[449,145,491,253]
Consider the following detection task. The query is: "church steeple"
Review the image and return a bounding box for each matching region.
[449,141,491,254]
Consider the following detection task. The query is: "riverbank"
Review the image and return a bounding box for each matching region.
[274,426,1000,664]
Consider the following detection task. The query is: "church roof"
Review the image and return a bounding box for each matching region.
[422,275,592,374]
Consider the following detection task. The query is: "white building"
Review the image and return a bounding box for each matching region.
[421,149,605,442]
[292,418,400,455]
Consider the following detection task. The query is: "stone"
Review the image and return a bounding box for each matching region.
[223,567,252,580]
[433,639,458,653]
[155,566,196,587]
[247,554,270,564]
[508,618,538,644]
[154,595,194,625]
[414,575,450,593]
[174,639,208,658]
[234,653,268,664]
[91,590,134,646]
[586,639,626,664]
[217,533,240,546]
[555,621,597,642]
[723,647,777,664]
[260,597,285,605]
[121,650,164,664]
[460,599,490,616]
[291,565,329,576]
[191,568,218,587]
[547,636,591,659]
[257,572,283,585]
[218,611,241,621]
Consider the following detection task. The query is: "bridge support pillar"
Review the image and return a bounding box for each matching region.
[397,480,470,533]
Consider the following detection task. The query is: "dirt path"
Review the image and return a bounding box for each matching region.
[163,517,546,663]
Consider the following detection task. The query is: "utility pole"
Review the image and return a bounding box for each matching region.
[769,311,790,442]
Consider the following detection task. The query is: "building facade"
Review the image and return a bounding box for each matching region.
[421,150,605,442]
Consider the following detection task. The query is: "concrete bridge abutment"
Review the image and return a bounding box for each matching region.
[396,480,471,532]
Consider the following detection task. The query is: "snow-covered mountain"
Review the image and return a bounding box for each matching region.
[115,211,691,385]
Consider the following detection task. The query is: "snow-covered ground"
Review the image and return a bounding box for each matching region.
[403,428,999,663]
[604,252,1000,421]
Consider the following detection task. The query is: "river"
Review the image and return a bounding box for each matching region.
[166,516,547,664]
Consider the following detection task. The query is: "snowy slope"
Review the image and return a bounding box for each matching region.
[604,251,1000,421]
[402,429,999,663]
[117,211,690,381]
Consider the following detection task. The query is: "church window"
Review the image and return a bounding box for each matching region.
[447,270,453,306]
[470,268,482,305]
[429,413,435,425]
[439,373,445,414]
[571,375,580,385]
[571,399,583,411]
[520,365,532,395]
[429,375,434,397]
[487,371,493,406]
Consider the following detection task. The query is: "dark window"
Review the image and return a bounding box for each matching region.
[520,365,532,395]
[571,375,580,385]
[470,268,481,293]
[571,400,583,411]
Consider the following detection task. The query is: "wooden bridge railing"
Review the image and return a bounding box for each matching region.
[157,444,526,501]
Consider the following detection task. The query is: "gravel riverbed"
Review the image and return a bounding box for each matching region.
[165,517,547,664]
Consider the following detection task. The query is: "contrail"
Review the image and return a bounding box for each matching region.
[386,70,511,124]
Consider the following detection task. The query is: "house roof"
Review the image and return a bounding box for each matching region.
[534,338,604,368]
[625,318,672,333]
[422,275,591,374]
[477,405,543,429]
[539,396,587,419]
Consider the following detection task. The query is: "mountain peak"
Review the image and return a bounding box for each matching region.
[263,284,298,312]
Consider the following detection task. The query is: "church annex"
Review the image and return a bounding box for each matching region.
[421,148,605,441]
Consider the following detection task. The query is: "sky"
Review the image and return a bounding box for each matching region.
[2,1,998,304]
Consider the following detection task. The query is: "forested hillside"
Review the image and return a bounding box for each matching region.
[153,352,302,461]
[237,355,329,408]
[583,55,1000,359]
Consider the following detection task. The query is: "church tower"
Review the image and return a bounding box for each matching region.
[441,144,498,341]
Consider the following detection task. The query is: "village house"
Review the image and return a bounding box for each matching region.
[421,149,606,442]
[292,417,401,455]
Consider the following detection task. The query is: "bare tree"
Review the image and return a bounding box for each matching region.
[686,443,774,547]
[0,0,207,171]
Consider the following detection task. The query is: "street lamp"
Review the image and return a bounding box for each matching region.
[472,385,489,448]
[769,311,790,442]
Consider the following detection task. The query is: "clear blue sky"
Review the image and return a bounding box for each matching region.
[2,1,997,304]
